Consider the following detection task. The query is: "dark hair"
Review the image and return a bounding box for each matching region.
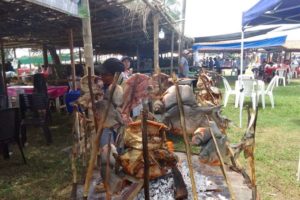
[102,58,124,74]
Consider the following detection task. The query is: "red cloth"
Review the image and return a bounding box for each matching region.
[7,85,68,99]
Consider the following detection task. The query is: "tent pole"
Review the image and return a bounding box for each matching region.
[241,29,244,76]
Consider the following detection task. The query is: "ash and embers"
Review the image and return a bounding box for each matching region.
[135,161,228,200]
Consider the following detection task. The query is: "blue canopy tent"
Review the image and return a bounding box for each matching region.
[243,0,300,27]
[240,0,300,75]
[192,35,287,51]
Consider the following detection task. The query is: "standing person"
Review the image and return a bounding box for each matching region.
[214,57,221,74]
[121,56,132,81]
[208,57,214,70]
[179,50,190,78]
[94,58,125,147]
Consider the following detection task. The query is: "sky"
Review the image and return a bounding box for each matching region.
[185,0,259,37]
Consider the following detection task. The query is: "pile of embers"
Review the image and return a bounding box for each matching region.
[134,160,228,200]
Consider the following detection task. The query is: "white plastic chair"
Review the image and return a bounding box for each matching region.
[275,69,286,87]
[222,77,239,107]
[290,67,298,79]
[257,76,278,109]
[238,79,257,127]
[238,74,255,80]
[231,68,238,76]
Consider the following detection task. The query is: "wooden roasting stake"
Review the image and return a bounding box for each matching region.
[141,102,150,200]
[172,74,198,200]
[207,124,235,200]
[83,72,120,198]
[105,132,112,200]
[247,107,258,200]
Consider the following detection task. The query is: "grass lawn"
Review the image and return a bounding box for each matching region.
[0,113,74,200]
[0,78,299,200]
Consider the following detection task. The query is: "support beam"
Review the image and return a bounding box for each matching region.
[170,31,174,74]
[82,0,94,75]
[153,13,160,72]
[42,44,48,69]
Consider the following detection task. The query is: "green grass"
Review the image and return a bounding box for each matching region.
[0,79,300,200]
[0,113,74,200]
[221,79,300,200]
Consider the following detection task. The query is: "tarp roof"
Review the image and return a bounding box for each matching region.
[194,27,278,43]
[243,0,300,27]
[192,35,287,51]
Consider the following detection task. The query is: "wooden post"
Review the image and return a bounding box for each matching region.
[78,47,82,65]
[82,0,94,74]
[141,102,150,200]
[28,49,32,70]
[153,13,160,73]
[69,29,76,90]
[0,40,7,96]
[137,45,140,72]
[170,31,175,74]
[42,44,49,69]
[13,48,17,59]
[178,0,187,67]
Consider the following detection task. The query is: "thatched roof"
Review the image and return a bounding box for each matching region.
[0,0,189,55]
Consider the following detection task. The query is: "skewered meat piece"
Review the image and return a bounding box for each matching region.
[163,85,197,111]
[117,120,177,179]
[149,73,173,98]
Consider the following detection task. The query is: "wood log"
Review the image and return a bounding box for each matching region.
[172,167,188,200]
[141,102,150,200]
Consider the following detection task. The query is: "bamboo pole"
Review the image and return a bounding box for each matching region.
[178,0,187,67]
[87,67,98,131]
[207,124,235,200]
[170,31,174,75]
[250,108,258,200]
[141,101,150,200]
[136,45,140,72]
[105,133,112,200]
[172,74,198,200]
[153,13,160,73]
[69,29,76,90]
[82,0,94,74]
[83,72,120,198]
[79,47,82,65]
